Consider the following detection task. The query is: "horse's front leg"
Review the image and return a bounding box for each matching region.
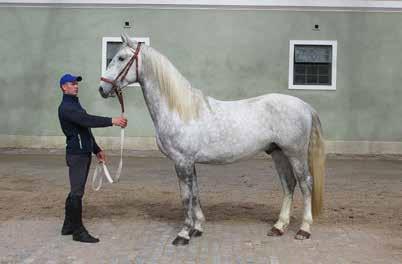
[172,163,195,246]
[190,166,205,237]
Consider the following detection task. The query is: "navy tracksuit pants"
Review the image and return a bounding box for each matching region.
[66,153,92,197]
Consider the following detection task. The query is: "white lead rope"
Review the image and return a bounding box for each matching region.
[92,119,125,191]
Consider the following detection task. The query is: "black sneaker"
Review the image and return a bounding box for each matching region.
[73,226,99,243]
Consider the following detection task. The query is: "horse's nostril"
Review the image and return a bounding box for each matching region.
[99,87,107,98]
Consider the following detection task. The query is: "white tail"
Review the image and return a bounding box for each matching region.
[308,111,326,218]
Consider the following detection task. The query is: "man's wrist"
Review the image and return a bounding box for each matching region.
[94,147,102,154]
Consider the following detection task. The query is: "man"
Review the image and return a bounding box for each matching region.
[58,73,127,243]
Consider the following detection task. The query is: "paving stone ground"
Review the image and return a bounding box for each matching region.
[0,150,401,263]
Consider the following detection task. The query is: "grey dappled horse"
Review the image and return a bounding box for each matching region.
[99,34,326,246]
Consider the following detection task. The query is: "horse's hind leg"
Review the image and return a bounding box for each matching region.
[287,155,313,240]
[172,163,195,246]
[268,150,297,236]
[190,166,205,237]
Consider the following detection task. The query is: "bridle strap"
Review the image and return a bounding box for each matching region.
[117,90,125,113]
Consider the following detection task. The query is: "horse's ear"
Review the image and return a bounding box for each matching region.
[121,33,135,47]
[121,33,129,44]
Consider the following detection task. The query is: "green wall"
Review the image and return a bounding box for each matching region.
[0,7,401,141]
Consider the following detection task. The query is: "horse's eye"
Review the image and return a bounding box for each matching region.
[118,57,125,61]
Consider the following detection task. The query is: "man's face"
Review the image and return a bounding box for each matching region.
[61,81,79,96]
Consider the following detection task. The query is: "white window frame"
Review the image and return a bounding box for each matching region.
[288,40,337,91]
[101,37,150,87]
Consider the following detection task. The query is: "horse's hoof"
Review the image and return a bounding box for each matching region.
[267,227,284,236]
[172,236,189,246]
[295,230,311,240]
[189,229,203,237]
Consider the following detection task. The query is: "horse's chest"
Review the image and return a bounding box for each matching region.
[155,134,168,156]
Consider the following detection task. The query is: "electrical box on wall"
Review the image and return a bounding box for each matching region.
[123,20,132,28]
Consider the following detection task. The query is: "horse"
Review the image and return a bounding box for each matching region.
[99,33,326,246]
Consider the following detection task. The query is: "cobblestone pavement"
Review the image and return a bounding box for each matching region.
[1,219,401,264]
[0,151,401,263]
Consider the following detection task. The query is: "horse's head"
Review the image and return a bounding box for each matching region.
[99,33,141,98]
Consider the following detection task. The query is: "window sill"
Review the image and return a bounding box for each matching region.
[288,84,336,90]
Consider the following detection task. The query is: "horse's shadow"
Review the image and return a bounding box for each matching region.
[85,197,279,224]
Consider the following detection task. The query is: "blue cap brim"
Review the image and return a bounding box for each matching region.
[60,74,82,87]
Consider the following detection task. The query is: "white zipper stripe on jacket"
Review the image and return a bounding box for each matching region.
[77,134,83,149]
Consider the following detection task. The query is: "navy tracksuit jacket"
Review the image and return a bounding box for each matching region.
[58,94,112,155]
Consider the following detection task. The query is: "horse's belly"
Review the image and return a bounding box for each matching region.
[195,137,268,164]
[196,150,262,164]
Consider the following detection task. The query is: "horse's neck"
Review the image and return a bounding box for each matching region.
[139,78,165,125]
[139,48,176,126]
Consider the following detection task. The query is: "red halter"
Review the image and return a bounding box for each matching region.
[100,42,142,113]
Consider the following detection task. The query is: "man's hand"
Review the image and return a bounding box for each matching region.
[96,150,106,163]
[112,116,128,128]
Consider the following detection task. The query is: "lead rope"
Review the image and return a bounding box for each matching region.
[92,116,125,191]
[92,90,126,191]
[92,115,125,191]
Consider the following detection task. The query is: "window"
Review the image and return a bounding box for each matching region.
[289,40,337,90]
[101,37,150,86]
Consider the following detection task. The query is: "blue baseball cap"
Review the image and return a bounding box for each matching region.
[59,74,82,87]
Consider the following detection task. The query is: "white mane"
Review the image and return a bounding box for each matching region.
[144,46,207,122]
